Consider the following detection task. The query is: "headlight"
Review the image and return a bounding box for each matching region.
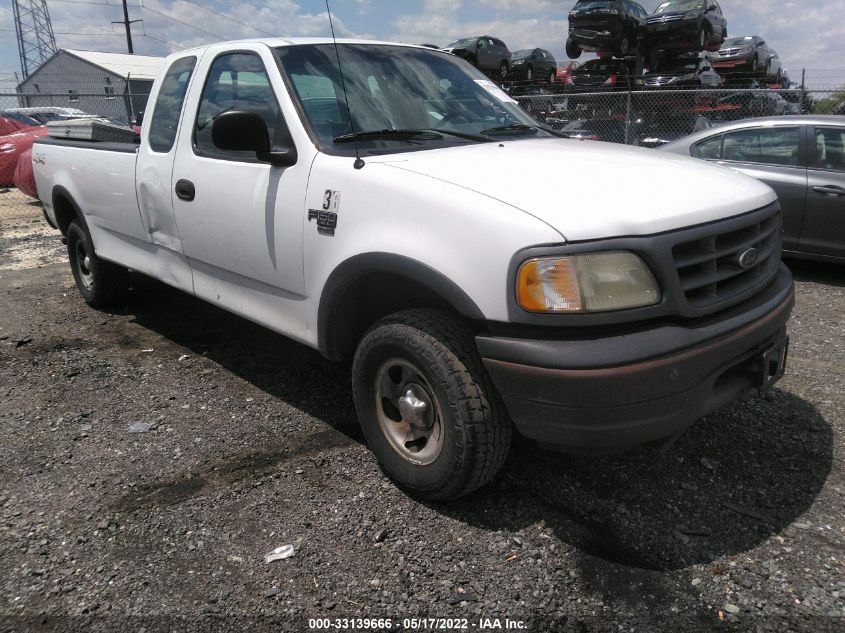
[739,46,753,54]
[516,252,661,313]
[513,59,524,65]
[684,11,699,19]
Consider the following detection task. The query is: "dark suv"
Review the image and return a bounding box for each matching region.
[567,0,649,59]
[508,48,557,82]
[566,58,637,90]
[643,0,727,53]
[442,36,512,79]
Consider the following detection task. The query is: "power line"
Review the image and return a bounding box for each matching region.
[142,33,185,51]
[176,0,275,37]
[139,3,224,41]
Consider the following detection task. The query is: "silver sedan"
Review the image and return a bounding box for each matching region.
[661,116,845,262]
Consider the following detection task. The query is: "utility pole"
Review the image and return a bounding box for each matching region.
[112,0,143,54]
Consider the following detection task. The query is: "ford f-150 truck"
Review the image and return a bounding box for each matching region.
[33,38,794,500]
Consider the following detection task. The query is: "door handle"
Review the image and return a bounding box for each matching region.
[812,185,845,197]
[175,179,195,202]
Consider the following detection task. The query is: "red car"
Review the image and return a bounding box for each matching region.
[554,61,580,84]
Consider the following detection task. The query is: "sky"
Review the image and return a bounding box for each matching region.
[1,0,844,91]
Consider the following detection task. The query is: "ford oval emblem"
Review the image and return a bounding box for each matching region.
[737,247,760,269]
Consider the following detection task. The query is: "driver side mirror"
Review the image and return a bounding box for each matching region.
[212,110,296,167]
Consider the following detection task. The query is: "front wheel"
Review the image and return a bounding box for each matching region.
[566,37,582,60]
[698,27,707,50]
[67,220,128,309]
[525,65,533,81]
[352,310,512,500]
[499,61,509,79]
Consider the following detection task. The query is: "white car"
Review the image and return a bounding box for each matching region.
[33,38,794,499]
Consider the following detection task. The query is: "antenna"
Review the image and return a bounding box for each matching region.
[325,0,364,169]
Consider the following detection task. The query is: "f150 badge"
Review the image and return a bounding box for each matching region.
[308,190,341,236]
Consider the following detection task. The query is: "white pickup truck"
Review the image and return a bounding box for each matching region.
[33,38,794,500]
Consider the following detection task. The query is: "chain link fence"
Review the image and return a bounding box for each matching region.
[0,91,148,124]
[511,82,844,147]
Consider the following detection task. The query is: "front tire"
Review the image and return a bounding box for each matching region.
[525,65,533,81]
[566,37,582,60]
[67,220,128,309]
[352,309,512,500]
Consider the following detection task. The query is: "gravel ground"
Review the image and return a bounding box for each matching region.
[1,192,843,632]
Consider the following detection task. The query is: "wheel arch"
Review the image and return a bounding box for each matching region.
[317,253,485,361]
[51,185,85,237]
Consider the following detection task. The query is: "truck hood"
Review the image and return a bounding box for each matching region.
[374,139,776,242]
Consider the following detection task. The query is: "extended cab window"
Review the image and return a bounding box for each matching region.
[149,56,196,153]
[721,127,801,166]
[194,52,281,160]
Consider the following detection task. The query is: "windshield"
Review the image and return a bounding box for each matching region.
[653,0,703,13]
[573,0,614,10]
[446,38,476,49]
[578,60,629,73]
[276,44,547,153]
[651,57,699,73]
[723,37,754,47]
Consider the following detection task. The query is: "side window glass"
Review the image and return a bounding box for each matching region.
[149,56,196,153]
[816,128,845,171]
[722,127,800,166]
[477,39,485,49]
[195,52,281,159]
[695,135,722,159]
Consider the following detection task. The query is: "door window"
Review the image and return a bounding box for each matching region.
[721,127,801,166]
[194,52,281,160]
[694,135,722,159]
[815,127,845,171]
[148,56,197,153]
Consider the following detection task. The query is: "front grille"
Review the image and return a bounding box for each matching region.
[647,14,683,24]
[645,77,673,86]
[719,48,740,56]
[672,210,781,308]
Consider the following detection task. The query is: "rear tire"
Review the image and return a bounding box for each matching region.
[66,220,128,309]
[499,61,509,80]
[352,309,512,500]
[566,37,582,60]
[525,65,533,81]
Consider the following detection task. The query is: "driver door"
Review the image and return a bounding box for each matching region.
[170,46,308,331]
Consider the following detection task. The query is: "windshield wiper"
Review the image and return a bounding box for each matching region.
[480,123,540,136]
[333,128,491,144]
[333,129,443,144]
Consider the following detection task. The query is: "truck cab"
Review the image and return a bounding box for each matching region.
[34,39,793,500]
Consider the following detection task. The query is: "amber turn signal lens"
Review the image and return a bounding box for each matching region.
[516,257,583,312]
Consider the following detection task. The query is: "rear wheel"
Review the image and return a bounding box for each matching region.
[698,27,707,50]
[566,37,582,60]
[550,70,557,83]
[67,220,128,309]
[352,309,512,500]
[525,65,533,81]
[499,61,509,79]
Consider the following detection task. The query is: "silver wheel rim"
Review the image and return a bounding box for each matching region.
[75,241,93,291]
[700,30,706,47]
[375,358,444,465]
[526,67,532,80]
